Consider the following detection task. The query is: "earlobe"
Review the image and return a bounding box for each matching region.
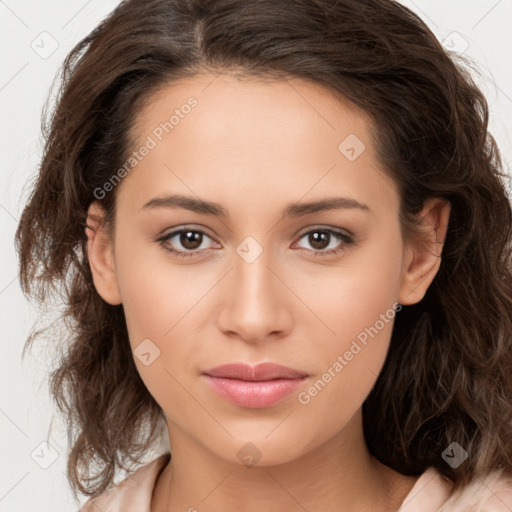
[85,201,122,305]
[398,198,451,305]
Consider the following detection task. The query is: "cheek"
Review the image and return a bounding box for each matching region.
[112,233,221,397]
[113,231,208,343]
[292,228,403,412]
[299,225,403,348]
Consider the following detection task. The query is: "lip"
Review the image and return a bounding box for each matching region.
[202,363,309,408]
[204,362,308,381]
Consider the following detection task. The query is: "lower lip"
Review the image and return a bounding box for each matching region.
[203,375,308,408]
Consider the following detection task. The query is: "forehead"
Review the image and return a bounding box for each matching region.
[133,71,374,148]
[116,72,397,218]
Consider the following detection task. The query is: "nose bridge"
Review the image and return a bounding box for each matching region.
[217,235,291,342]
[234,239,274,300]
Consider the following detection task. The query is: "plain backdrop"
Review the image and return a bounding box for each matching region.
[1,1,511,510]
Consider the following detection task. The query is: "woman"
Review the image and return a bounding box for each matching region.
[15,0,512,510]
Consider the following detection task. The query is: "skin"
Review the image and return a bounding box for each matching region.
[86,71,450,511]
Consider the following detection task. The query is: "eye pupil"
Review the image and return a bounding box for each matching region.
[309,231,329,250]
[180,231,202,249]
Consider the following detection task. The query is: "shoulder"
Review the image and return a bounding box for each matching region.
[80,452,170,512]
[438,468,512,512]
[400,466,512,512]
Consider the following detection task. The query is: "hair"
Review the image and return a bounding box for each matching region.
[15,0,512,501]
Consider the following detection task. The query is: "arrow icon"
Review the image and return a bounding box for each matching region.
[134,339,161,366]
[34,449,45,458]
[441,442,468,468]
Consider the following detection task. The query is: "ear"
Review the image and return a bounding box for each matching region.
[85,201,122,305]
[398,197,451,305]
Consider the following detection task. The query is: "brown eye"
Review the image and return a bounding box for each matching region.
[294,227,355,257]
[307,230,331,250]
[179,230,203,250]
[156,228,218,258]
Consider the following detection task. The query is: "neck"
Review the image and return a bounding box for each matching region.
[151,410,417,512]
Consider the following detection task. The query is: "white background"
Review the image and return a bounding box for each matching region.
[1,1,511,510]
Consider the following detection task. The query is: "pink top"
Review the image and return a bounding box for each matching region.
[81,453,512,511]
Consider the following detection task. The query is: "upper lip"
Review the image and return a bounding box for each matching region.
[203,363,308,381]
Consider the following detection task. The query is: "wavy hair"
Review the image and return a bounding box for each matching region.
[15,0,512,499]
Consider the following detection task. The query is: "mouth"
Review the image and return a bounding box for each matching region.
[202,362,309,408]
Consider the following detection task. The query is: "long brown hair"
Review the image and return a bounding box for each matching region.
[15,0,512,500]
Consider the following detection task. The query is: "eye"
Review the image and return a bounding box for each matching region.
[292,227,355,257]
[155,227,218,258]
[155,225,355,259]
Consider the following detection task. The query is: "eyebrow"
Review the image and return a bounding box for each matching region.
[141,194,371,217]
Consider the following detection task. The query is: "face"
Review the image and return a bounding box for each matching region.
[87,72,448,467]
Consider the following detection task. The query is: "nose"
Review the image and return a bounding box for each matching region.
[217,243,293,344]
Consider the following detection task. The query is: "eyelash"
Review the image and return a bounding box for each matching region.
[155,226,355,259]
